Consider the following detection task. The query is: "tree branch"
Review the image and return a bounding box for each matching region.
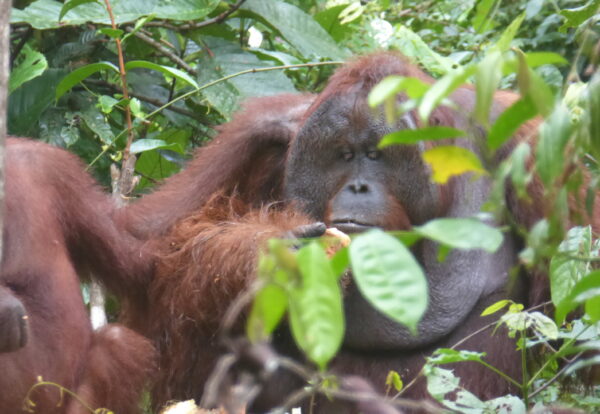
[126,27,197,76]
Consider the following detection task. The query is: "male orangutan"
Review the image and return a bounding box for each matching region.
[113,53,595,412]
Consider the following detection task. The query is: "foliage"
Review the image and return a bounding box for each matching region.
[8,0,600,412]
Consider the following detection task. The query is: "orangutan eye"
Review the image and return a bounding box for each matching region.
[366,150,381,160]
[341,150,354,161]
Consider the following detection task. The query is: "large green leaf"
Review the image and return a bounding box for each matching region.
[8,68,67,136]
[12,0,219,29]
[59,0,101,21]
[9,46,48,94]
[55,62,119,100]
[240,0,347,60]
[289,242,344,370]
[413,218,503,253]
[349,229,428,335]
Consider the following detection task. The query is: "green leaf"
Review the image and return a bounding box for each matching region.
[528,312,559,340]
[475,51,503,128]
[588,73,600,160]
[59,0,101,21]
[55,62,119,100]
[8,68,67,136]
[80,106,114,144]
[240,0,347,60]
[523,52,568,68]
[481,299,512,316]
[418,64,477,122]
[314,4,351,42]
[493,12,525,52]
[550,226,593,308]
[424,366,489,412]
[508,142,532,201]
[535,104,574,187]
[488,95,538,150]
[9,46,48,94]
[428,348,485,365]
[515,50,555,117]
[368,75,429,108]
[414,218,503,253]
[485,396,526,413]
[125,60,199,89]
[97,95,119,114]
[130,139,177,154]
[122,14,156,43]
[472,0,498,33]
[12,0,220,29]
[385,371,403,393]
[289,242,344,370]
[247,254,289,342]
[135,129,190,190]
[559,0,600,33]
[555,270,600,324]
[379,127,464,147]
[97,27,124,39]
[502,310,556,338]
[349,229,428,335]
[391,25,456,76]
[330,247,349,279]
[422,145,486,184]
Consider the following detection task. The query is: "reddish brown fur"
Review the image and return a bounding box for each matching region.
[123,196,313,407]
[110,55,542,411]
[0,138,156,414]
[10,53,595,412]
[109,55,534,411]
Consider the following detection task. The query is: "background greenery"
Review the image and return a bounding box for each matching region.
[8,0,600,412]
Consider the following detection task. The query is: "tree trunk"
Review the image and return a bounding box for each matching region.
[0,2,12,263]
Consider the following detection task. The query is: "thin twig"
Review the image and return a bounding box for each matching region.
[528,351,584,399]
[143,61,344,121]
[146,0,247,31]
[126,27,197,75]
[103,0,134,152]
